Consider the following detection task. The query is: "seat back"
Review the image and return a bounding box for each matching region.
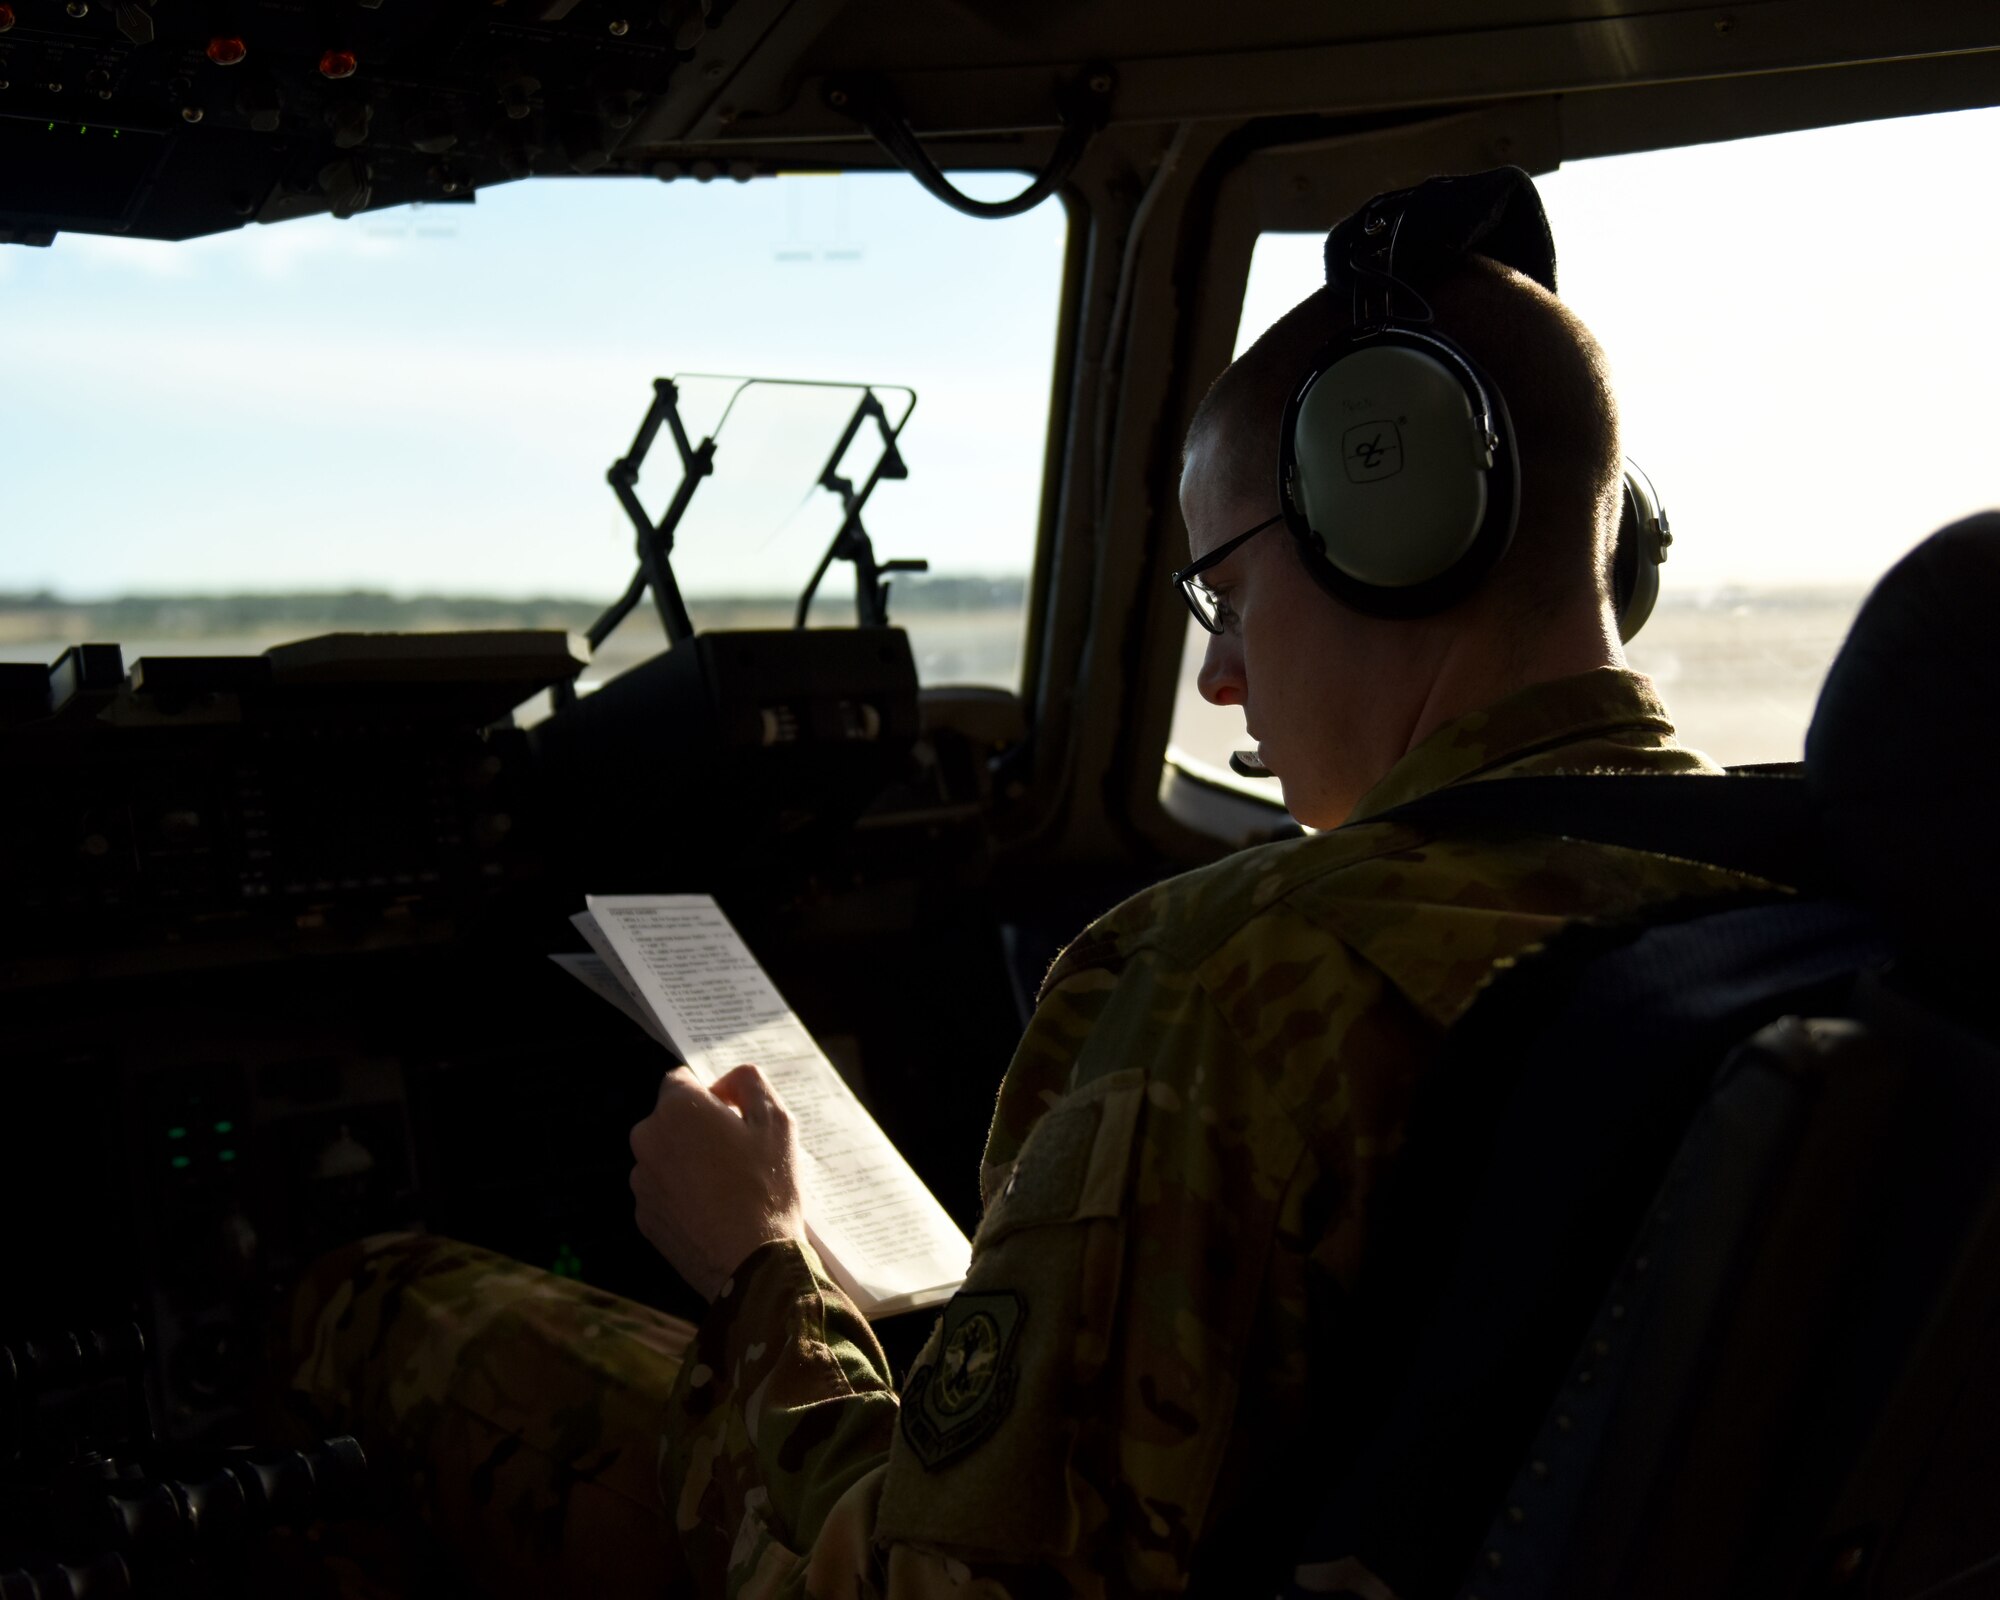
[1465,975,2000,1598]
[1280,897,1888,1598]
[1466,514,2000,1598]
[1282,514,2000,1599]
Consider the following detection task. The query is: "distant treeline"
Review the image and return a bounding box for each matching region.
[0,574,1031,638]
[0,575,1869,648]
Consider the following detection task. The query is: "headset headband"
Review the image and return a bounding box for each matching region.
[1324,165,1558,326]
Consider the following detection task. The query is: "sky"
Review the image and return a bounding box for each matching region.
[3,103,1998,601]
[0,169,1067,600]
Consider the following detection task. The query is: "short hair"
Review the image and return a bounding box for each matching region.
[1187,255,1623,612]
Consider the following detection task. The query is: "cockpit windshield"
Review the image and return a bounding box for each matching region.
[0,172,1067,692]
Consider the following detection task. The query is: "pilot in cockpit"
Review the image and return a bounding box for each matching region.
[285,168,1769,1599]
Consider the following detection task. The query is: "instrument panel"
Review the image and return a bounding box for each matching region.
[0,624,1012,1455]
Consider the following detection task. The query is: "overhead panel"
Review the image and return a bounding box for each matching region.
[699,0,2000,142]
[0,0,805,241]
[1,0,1994,242]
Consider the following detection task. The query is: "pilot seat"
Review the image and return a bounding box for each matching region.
[1279,513,2000,1599]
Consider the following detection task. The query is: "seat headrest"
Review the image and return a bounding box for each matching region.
[1807,514,2000,988]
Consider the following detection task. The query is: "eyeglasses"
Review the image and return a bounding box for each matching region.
[1170,513,1284,634]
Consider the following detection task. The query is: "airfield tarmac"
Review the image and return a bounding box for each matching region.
[0,588,1863,777]
[1168,589,1867,775]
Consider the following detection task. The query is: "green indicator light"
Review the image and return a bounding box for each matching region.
[218,1148,237,1163]
[213,1120,233,1135]
[167,1126,188,1140]
[551,1244,582,1279]
[170,1155,191,1170]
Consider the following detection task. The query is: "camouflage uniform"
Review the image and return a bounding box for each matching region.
[284,1232,699,1600]
[290,668,1775,1598]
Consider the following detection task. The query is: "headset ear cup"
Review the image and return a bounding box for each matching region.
[1612,462,1669,642]
[1277,328,1519,618]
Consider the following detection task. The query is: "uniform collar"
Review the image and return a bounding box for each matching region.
[1348,668,1679,823]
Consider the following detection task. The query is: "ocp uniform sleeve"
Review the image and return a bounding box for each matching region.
[662,911,1401,1597]
[655,948,1142,1599]
[661,1236,900,1595]
[873,926,1396,1594]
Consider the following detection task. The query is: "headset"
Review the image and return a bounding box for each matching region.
[1276,166,1666,643]
[1229,169,1667,779]
[1612,458,1672,642]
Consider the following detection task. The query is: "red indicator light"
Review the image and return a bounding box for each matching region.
[318,48,358,80]
[206,36,248,66]
[0,7,16,33]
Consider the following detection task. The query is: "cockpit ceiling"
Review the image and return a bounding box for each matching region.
[0,0,1995,243]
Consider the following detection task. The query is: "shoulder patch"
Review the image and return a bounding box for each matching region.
[899,1292,1025,1472]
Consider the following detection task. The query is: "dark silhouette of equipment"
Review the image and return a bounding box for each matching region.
[2,1324,366,1598]
[594,376,717,651]
[822,65,1111,220]
[1275,515,2000,1600]
[0,632,583,973]
[541,373,931,889]
[573,374,925,680]
[794,387,928,631]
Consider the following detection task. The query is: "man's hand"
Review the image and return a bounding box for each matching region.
[629,1064,807,1301]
